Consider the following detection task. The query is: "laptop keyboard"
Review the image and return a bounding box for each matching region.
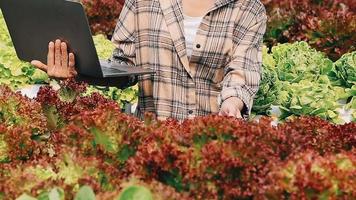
[102,67,125,74]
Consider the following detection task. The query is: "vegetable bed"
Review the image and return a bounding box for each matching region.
[1,10,355,123]
[0,82,355,199]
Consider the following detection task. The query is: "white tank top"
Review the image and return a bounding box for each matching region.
[183,14,204,58]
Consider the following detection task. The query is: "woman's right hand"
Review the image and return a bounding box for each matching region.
[31,39,77,78]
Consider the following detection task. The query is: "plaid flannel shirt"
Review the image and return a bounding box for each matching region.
[111,0,267,121]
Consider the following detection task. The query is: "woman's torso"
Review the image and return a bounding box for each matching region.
[115,0,265,120]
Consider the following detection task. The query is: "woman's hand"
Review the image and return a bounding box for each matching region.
[31,39,77,79]
[219,97,244,118]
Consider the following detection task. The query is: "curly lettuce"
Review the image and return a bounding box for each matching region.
[272,41,333,82]
[85,84,138,109]
[0,134,8,162]
[330,51,356,88]
[254,43,353,123]
[93,34,116,60]
[278,77,347,123]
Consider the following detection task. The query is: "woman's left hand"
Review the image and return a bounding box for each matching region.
[218,97,244,118]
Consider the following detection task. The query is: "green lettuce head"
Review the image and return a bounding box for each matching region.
[330,51,356,88]
[272,42,333,83]
[93,34,116,60]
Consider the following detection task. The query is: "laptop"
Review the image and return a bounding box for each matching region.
[0,0,154,78]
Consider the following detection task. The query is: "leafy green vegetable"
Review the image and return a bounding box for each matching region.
[57,154,84,186]
[43,105,61,130]
[0,97,27,126]
[93,34,116,60]
[37,188,65,200]
[91,127,118,153]
[85,85,138,109]
[117,144,136,164]
[272,41,333,82]
[278,78,347,123]
[117,185,153,200]
[252,47,281,114]
[329,51,356,88]
[74,186,96,200]
[31,70,49,84]
[16,194,37,200]
[253,42,355,123]
[0,11,12,47]
[0,134,8,162]
[25,166,57,181]
[58,88,79,103]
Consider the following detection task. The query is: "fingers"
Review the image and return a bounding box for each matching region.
[68,53,77,76]
[225,107,237,117]
[45,39,77,78]
[219,106,241,118]
[47,42,55,67]
[31,60,48,72]
[218,110,224,116]
[55,39,61,66]
[68,53,75,68]
[228,110,236,117]
[219,107,231,116]
[61,42,68,66]
[235,112,242,119]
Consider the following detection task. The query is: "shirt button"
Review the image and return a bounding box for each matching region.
[188,110,194,114]
[196,44,201,49]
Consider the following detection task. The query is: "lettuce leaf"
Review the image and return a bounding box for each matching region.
[330,51,356,88]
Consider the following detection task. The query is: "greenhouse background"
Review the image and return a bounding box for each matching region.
[0,0,355,199]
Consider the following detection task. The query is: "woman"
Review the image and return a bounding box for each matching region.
[32,0,267,121]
